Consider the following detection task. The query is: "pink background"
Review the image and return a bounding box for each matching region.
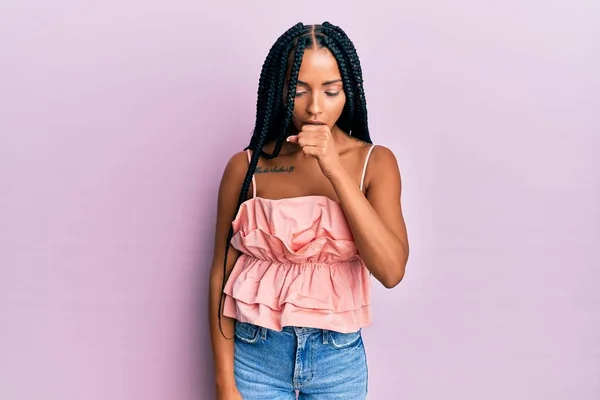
[1,1,598,399]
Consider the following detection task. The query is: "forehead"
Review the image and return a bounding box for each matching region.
[296,48,341,83]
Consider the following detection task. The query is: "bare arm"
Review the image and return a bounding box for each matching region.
[208,151,248,391]
[329,145,409,288]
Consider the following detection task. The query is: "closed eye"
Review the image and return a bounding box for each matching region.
[294,91,341,97]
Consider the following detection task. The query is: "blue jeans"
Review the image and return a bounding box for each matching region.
[233,321,368,399]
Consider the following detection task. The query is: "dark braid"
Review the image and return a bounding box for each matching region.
[250,23,305,151]
[217,34,308,339]
[270,36,308,160]
[217,22,371,338]
[321,22,370,139]
[319,35,356,134]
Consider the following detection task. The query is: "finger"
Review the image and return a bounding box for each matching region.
[297,136,316,147]
[298,137,327,148]
[301,131,331,143]
[300,124,328,131]
[297,130,321,139]
[301,146,326,158]
[287,134,316,146]
[300,125,331,135]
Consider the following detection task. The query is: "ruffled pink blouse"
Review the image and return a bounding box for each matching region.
[222,146,376,333]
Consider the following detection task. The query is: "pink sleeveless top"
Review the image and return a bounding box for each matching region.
[222,146,376,333]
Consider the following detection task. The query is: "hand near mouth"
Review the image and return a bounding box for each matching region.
[286,123,343,179]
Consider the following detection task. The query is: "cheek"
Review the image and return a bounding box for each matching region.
[292,96,306,111]
[291,98,306,122]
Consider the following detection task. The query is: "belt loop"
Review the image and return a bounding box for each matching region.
[322,329,329,344]
[260,326,267,340]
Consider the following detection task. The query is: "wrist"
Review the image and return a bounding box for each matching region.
[215,373,236,389]
[326,165,351,186]
[216,382,238,394]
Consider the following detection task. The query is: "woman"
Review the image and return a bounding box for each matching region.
[208,21,409,400]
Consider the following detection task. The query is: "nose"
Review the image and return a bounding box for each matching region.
[306,92,322,116]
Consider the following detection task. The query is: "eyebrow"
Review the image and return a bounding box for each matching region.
[297,79,342,86]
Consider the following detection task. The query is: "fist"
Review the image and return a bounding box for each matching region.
[287,124,342,178]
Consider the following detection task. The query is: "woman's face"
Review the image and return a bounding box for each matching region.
[288,48,346,132]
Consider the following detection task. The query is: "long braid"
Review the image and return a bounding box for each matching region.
[269,36,308,159]
[250,23,305,150]
[218,22,372,338]
[322,22,371,142]
[319,35,356,136]
[217,34,308,338]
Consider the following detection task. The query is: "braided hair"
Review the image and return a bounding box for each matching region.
[218,22,372,337]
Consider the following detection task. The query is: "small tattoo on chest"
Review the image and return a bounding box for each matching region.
[255,165,295,174]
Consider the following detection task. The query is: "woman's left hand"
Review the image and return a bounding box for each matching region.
[287,124,343,179]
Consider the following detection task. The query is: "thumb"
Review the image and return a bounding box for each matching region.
[286,135,298,143]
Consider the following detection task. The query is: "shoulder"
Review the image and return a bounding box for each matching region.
[222,150,250,178]
[219,150,251,194]
[347,137,397,167]
[369,144,399,168]
[364,144,402,190]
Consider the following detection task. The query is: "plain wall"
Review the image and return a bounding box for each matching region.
[1,1,598,399]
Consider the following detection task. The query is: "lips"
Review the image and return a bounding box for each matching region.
[303,121,326,125]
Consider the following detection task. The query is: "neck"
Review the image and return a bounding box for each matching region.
[330,124,349,144]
